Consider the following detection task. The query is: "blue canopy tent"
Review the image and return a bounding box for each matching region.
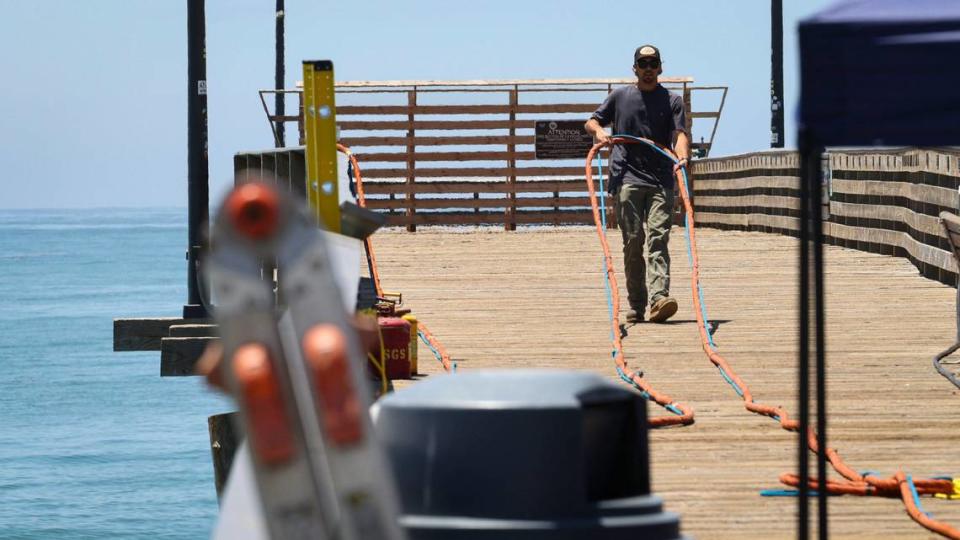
[800,0,960,146]
[797,2,960,538]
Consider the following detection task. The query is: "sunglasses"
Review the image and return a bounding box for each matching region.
[635,59,660,70]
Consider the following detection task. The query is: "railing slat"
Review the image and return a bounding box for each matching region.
[336,103,599,115]
[340,135,536,147]
[356,150,537,162]
[363,179,587,194]
[340,119,519,131]
[365,195,605,211]
[362,166,586,179]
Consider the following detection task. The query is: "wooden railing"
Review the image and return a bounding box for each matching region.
[694,148,960,285]
[256,78,728,231]
[233,143,960,285]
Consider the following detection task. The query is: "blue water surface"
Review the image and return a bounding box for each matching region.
[0,208,232,539]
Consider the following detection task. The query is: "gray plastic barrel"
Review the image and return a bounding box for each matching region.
[373,369,689,539]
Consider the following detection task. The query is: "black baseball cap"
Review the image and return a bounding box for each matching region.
[634,45,661,64]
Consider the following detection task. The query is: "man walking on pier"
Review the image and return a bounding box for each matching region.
[585,44,690,324]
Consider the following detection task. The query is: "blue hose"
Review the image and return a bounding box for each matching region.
[418,329,457,372]
[605,135,741,394]
[907,475,933,519]
[598,148,685,419]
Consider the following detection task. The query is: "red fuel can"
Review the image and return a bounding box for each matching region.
[378,317,412,380]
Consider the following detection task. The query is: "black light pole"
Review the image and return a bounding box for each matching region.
[812,145,828,540]
[798,128,828,540]
[771,0,785,148]
[275,0,285,147]
[797,129,811,540]
[184,0,209,319]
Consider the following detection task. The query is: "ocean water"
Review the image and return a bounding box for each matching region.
[0,208,232,539]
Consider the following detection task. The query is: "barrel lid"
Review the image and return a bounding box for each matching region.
[377,369,632,410]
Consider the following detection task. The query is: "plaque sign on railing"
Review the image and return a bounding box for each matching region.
[534,120,596,160]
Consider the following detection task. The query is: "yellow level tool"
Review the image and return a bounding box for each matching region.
[302,60,340,232]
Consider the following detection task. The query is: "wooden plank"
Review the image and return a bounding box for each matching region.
[696,211,800,231]
[208,412,239,502]
[361,166,586,179]
[160,336,218,377]
[168,324,219,338]
[825,221,956,273]
[365,195,606,211]
[831,178,960,209]
[830,200,943,236]
[696,209,955,274]
[696,150,798,174]
[113,317,205,351]
[340,119,518,131]
[832,148,960,176]
[355,150,537,163]
[363,179,587,195]
[368,227,960,539]
[333,77,694,88]
[337,103,597,115]
[693,175,800,191]
[695,195,798,211]
[382,209,597,227]
[340,135,535,147]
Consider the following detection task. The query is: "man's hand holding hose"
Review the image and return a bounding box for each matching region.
[585,118,611,146]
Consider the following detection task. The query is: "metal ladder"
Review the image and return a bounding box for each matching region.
[205,180,406,540]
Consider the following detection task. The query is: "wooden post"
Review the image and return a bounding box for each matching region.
[505,87,519,230]
[406,89,417,232]
[208,411,239,502]
[553,189,560,226]
[682,84,695,223]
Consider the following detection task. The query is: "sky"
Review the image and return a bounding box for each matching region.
[0,0,836,209]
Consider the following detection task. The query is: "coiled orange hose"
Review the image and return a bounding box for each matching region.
[583,140,693,427]
[585,137,958,538]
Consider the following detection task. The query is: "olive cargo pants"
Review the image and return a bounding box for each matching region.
[616,183,674,312]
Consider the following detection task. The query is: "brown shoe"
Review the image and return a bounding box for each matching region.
[648,296,678,323]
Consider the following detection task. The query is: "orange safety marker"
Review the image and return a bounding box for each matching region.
[303,324,362,446]
[232,343,295,466]
[225,182,280,240]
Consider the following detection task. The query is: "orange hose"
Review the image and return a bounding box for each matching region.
[338,143,453,373]
[897,471,960,539]
[587,136,958,537]
[584,141,693,427]
[416,322,454,373]
[338,143,384,298]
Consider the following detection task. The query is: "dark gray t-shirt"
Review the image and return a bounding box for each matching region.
[591,84,686,191]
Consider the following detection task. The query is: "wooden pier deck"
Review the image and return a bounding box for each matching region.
[373,226,960,540]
